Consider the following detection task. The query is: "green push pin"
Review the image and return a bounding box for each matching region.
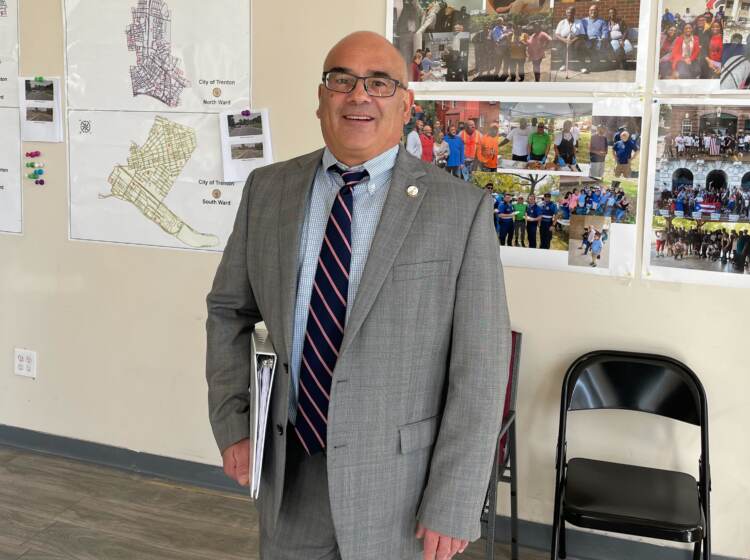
[35,76,45,82]
[27,173,36,179]
[26,162,34,168]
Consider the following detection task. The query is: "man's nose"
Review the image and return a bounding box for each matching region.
[348,78,370,103]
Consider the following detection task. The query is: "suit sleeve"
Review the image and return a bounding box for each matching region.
[205,172,263,454]
[416,192,511,541]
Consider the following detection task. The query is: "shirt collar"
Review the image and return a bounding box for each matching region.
[322,145,399,195]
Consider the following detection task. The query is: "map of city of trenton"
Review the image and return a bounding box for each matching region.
[125,0,189,107]
[103,116,218,248]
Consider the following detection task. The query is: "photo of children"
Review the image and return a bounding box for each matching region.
[568,214,611,268]
[496,101,592,173]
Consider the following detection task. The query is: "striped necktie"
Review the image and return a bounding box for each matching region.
[294,166,369,456]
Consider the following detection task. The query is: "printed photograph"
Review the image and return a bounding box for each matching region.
[658,0,723,81]
[651,215,750,274]
[568,214,611,268]
[720,3,750,89]
[26,107,54,122]
[227,112,263,137]
[402,99,501,178]
[589,115,642,180]
[230,142,264,160]
[496,101,592,173]
[24,79,54,102]
[391,0,555,83]
[550,0,641,83]
[654,104,750,224]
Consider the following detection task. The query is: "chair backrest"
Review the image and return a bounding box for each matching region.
[499,331,522,463]
[563,351,706,426]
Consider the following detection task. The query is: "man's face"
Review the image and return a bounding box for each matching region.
[489,125,498,137]
[567,7,575,21]
[423,125,432,136]
[609,9,616,20]
[520,118,528,129]
[537,125,545,134]
[589,5,598,19]
[597,126,606,135]
[317,33,413,166]
[697,17,706,28]
[529,195,536,204]
[416,119,424,132]
[504,194,511,202]
[449,125,457,135]
[467,121,476,134]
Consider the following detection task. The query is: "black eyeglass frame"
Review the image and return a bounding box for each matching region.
[321,71,407,98]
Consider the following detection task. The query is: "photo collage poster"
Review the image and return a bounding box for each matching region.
[644,99,750,288]
[408,95,642,277]
[387,0,651,93]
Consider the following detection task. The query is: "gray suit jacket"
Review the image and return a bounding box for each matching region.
[206,146,510,559]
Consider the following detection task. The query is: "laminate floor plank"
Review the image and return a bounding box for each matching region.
[15,520,225,560]
[0,446,555,560]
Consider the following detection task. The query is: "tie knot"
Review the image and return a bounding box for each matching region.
[330,166,369,190]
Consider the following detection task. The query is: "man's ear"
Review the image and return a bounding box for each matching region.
[316,84,323,119]
[402,89,415,124]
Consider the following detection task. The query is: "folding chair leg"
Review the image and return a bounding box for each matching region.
[485,440,499,560]
[509,422,519,560]
[693,539,702,560]
[558,517,567,559]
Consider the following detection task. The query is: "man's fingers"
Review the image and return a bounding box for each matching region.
[450,537,462,556]
[234,441,250,486]
[436,535,452,560]
[415,522,426,539]
[422,529,439,560]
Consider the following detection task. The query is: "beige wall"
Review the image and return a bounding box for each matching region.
[1,0,748,557]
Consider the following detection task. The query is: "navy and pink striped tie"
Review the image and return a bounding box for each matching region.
[295,166,369,455]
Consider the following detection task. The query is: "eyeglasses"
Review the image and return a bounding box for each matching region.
[322,71,406,97]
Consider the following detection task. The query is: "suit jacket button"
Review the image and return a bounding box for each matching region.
[276,424,284,436]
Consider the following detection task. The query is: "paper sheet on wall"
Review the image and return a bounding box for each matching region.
[410,95,641,277]
[0,107,21,234]
[387,0,651,94]
[643,99,750,288]
[68,110,243,251]
[219,109,274,182]
[0,0,19,107]
[18,77,64,143]
[64,0,251,251]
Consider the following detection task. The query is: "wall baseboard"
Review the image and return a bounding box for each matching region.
[1,425,739,560]
[0,424,245,495]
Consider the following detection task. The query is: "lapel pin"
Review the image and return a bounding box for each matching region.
[407,185,419,197]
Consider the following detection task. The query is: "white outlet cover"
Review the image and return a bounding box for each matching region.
[13,348,37,379]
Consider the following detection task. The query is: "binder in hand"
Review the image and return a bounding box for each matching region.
[250,322,277,499]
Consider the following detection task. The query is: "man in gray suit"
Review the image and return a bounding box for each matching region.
[206,31,510,560]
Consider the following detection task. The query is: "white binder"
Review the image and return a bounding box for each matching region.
[250,322,277,499]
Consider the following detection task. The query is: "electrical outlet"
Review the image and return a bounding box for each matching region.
[13,348,37,379]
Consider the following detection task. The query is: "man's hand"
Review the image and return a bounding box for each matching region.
[416,521,469,560]
[222,438,251,486]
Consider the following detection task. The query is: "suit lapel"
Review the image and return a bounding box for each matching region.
[338,148,428,360]
[278,149,324,363]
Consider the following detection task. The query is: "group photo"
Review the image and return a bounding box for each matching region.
[549,0,641,83]
[588,115,642,180]
[655,103,750,223]
[495,101,592,173]
[567,214,611,268]
[651,215,750,274]
[658,0,724,81]
[402,99,501,178]
[389,0,642,84]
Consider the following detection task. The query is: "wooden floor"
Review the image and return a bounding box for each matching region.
[0,445,549,559]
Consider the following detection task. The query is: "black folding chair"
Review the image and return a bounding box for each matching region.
[551,351,711,560]
[482,331,522,560]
